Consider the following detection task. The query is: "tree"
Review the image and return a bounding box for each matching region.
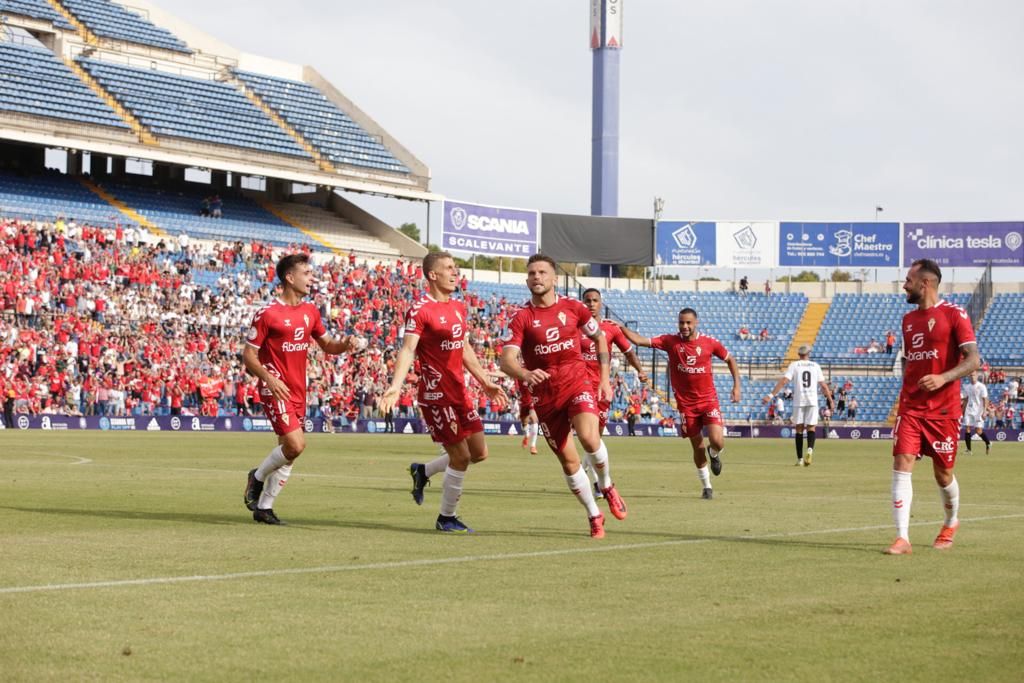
[829,269,854,282]
[398,222,420,242]
[779,270,822,282]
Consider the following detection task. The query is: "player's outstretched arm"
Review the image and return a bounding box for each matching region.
[623,349,648,384]
[616,323,653,348]
[818,381,835,410]
[463,344,508,409]
[726,355,742,403]
[315,334,365,356]
[379,333,419,414]
[764,375,788,403]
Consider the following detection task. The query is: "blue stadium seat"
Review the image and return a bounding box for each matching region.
[0,0,76,29]
[0,42,129,129]
[234,70,410,175]
[61,0,191,53]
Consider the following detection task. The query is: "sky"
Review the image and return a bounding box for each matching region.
[155,1,1024,278]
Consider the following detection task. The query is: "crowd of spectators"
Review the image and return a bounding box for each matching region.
[0,215,656,430]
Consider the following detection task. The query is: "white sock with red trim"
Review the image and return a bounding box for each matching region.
[892,470,913,540]
[696,465,711,490]
[585,440,612,490]
[939,477,959,526]
[566,466,601,517]
[425,451,450,478]
[255,445,287,482]
[258,464,291,510]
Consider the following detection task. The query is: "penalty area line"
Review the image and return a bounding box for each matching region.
[2,513,1022,596]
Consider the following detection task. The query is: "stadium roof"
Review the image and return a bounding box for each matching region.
[0,0,436,201]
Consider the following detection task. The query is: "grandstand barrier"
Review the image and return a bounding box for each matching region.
[9,415,1022,442]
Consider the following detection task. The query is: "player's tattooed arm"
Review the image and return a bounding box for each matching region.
[922,341,980,391]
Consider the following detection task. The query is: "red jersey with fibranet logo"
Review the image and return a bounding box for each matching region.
[246,299,326,397]
[651,332,729,407]
[899,300,975,419]
[581,320,633,384]
[503,296,599,403]
[404,294,469,406]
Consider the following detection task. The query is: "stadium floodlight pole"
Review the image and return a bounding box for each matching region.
[589,0,622,276]
[653,196,664,285]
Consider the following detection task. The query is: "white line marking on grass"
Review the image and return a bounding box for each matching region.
[6,453,93,465]
[2,514,1022,596]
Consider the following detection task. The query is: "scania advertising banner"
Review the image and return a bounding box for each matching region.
[441,199,540,258]
[655,221,716,266]
[903,222,1024,267]
[779,222,900,267]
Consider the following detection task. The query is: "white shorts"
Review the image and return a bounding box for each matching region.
[964,413,985,429]
[792,405,819,427]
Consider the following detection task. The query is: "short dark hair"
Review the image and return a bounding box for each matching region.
[276,253,310,284]
[423,250,453,274]
[582,288,601,299]
[527,253,557,271]
[912,258,942,283]
[679,307,698,318]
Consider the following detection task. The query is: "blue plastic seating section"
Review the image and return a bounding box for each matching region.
[234,70,409,175]
[61,0,191,53]
[0,0,76,29]
[0,42,128,129]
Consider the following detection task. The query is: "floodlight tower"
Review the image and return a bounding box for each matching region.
[590,0,622,275]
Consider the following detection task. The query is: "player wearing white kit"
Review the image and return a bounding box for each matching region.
[961,371,990,454]
[765,345,833,466]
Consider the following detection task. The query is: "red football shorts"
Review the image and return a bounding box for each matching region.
[677,402,724,439]
[588,377,611,432]
[535,384,600,454]
[263,396,306,436]
[893,414,959,469]
[421,403,483,447]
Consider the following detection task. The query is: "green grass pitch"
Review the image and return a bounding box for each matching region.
[2,431,1022,681]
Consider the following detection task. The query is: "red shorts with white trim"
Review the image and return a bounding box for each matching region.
[677,402,724,439]
[536,386,600,454]
[892,414,959,469]
[263,396,306,436]
[421,403,483,447]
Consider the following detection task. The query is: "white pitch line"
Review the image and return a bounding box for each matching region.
[2,513,1022,596]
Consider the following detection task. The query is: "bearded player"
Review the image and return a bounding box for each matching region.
[243,253,365,525]
[379,251,507,533]
[500,254,627,538]
[885,259,979,555]
[618,308,740,499]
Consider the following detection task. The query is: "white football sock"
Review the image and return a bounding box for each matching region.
[255,445,288,482]
[582,457,599,485]
[585,440,612,490]
[891,470,913,540]
[258,464,291,510]
[939,477,959,526]
[696,465,711,490]
[529,423,539,448]
[425,451,450,478]
[566,465,601,517]
[439,466,465,517]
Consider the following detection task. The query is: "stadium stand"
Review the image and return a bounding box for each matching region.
[94,180,320,249]
[235,71,410,175]
[0,169,122,225]
[0,41,129,129]
[263,201,401,256]
[60,0,192,53]
[976,294,1024,363]
[77,58,311,157]
[813,293,971,365]
[0,0,76,30]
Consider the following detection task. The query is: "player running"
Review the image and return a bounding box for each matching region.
[379,251,507,533]
[242,253,366,525]
[580,287,648,496]
[886,259,979,555]
[764,345,834,466]
[517,378,540,455]
[961,372,991,454]
[499,254,627,538]
[618,308,740,499]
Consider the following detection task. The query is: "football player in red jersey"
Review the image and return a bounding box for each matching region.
[242,253,365,525]
[379,252,507,533]
[618,308,740,500]
[500,254,628,538]
[580,288,647,496]
[885,259,979,555]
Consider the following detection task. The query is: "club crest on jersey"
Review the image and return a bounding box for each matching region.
[928,318,936,332]
[558,311,567,326]
[695,345,702,356]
